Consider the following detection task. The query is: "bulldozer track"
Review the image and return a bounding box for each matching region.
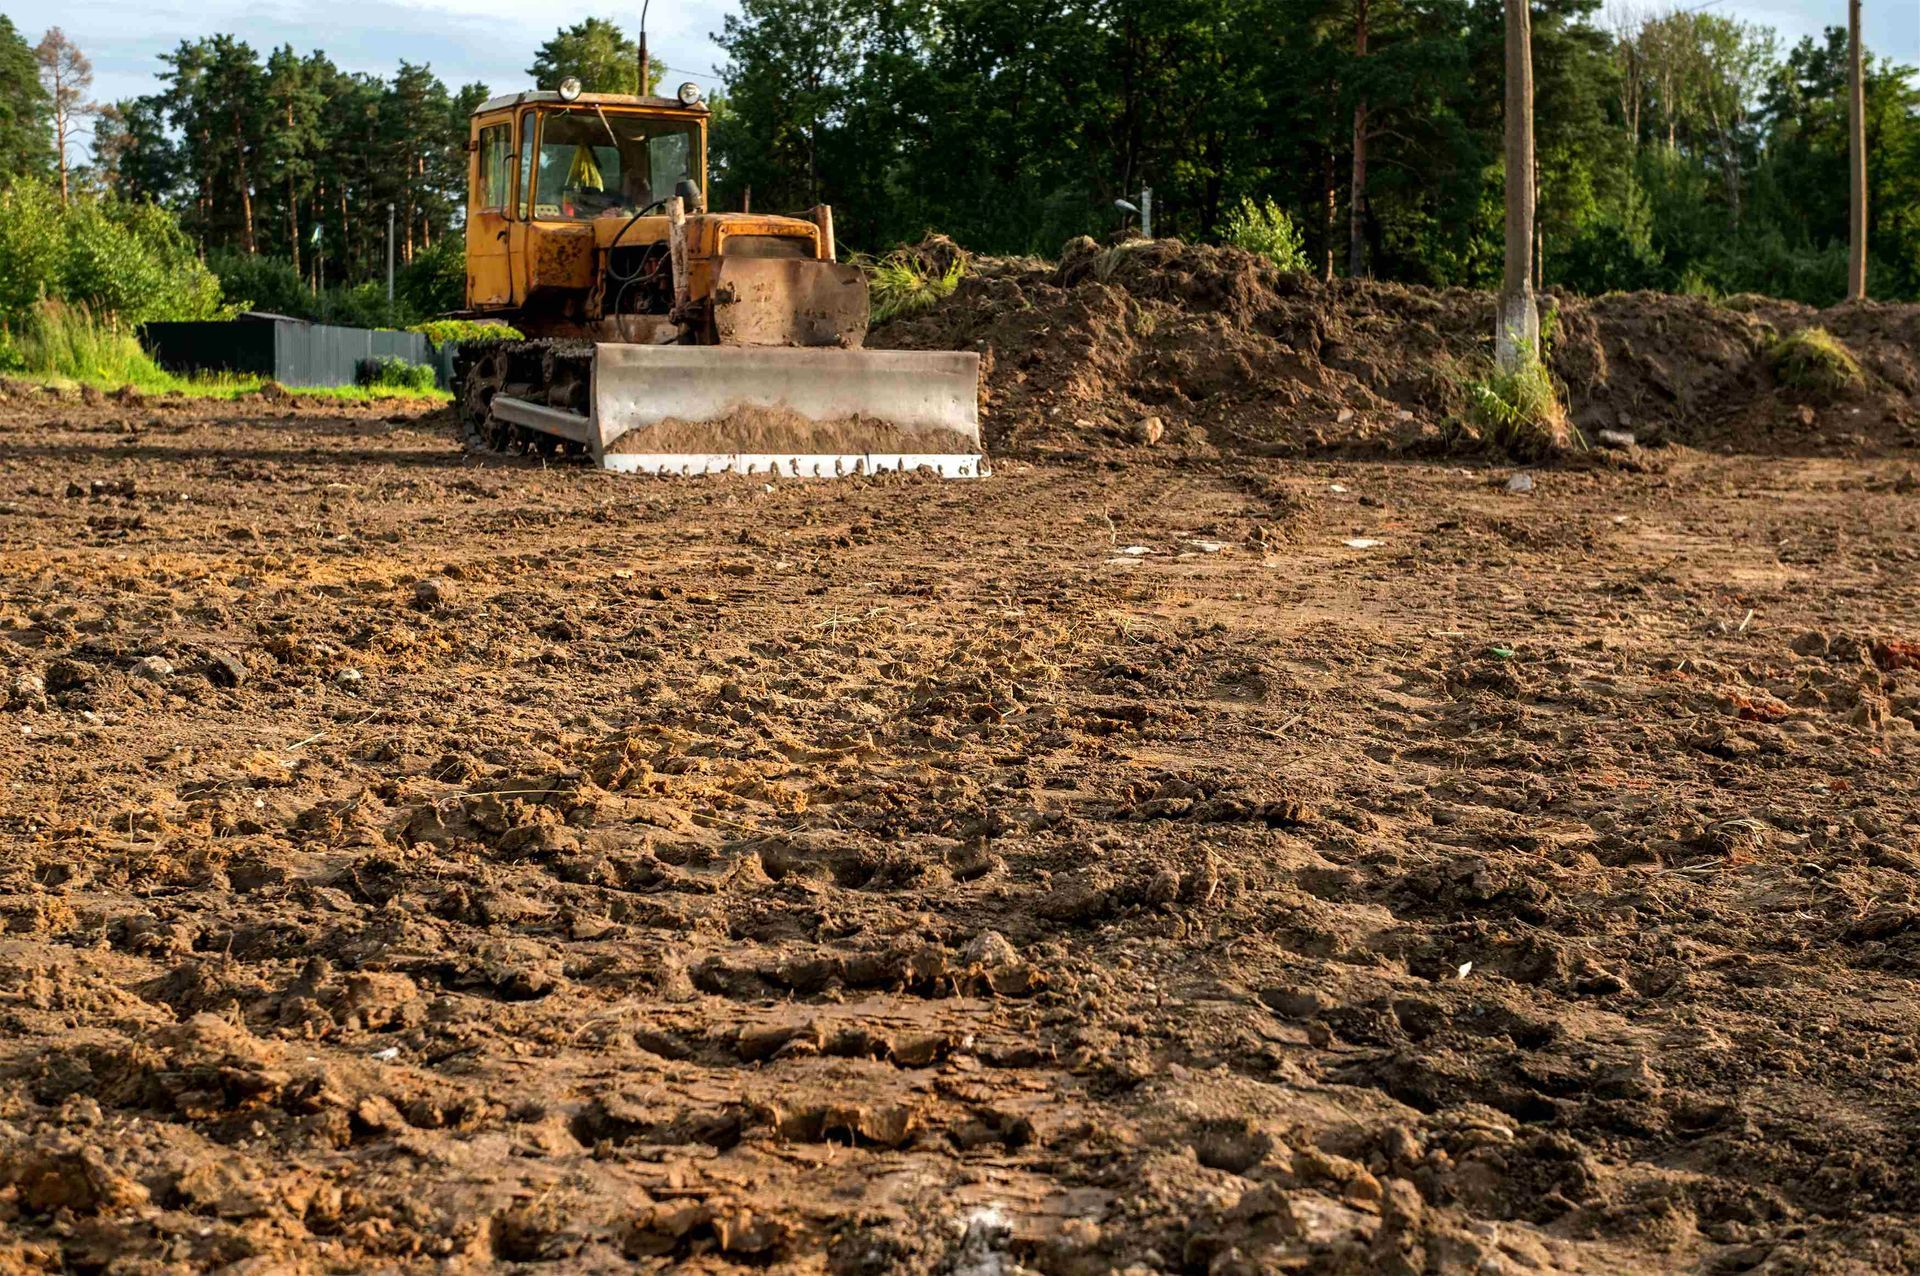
[452,338,597,462]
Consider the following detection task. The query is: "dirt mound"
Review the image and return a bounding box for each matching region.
[873,238,1920,458]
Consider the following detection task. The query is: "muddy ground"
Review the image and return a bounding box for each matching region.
[3,392,1920,1275]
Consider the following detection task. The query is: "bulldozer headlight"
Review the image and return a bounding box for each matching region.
[558,77,583,102]
[677,82,703,106]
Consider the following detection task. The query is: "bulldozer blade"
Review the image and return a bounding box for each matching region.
[712,257,871,348]
[586,344,984,478]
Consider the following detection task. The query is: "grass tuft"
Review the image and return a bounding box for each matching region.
[2,300,173,389]
[862,246,967,326]
[1769,326,1863,396]
[1464,356,1579,457]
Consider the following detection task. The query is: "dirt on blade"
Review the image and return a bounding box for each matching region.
[4,385,1920,1274]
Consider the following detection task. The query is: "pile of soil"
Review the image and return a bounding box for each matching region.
[873,237,1920,458]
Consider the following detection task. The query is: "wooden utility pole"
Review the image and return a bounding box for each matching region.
[1847,0,1868,302]
[1498,0,1539,370]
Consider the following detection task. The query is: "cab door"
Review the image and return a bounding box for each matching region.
[509,110,539,305]
[466,114,514,308]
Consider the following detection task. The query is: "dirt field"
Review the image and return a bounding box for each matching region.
[4,390,1920,1275]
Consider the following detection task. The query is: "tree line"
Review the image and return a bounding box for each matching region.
[0,4,1913,323]
[714,0,1919,303]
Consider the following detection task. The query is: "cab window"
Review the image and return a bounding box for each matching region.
[476,123,511,211]
[517,115,535,219]
[531,109,702,221]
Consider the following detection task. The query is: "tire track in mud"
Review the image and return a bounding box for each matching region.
[3,399,1920,1272]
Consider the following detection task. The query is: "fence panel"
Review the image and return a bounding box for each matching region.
[139,316,446,389]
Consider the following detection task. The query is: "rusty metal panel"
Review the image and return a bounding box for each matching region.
[526,224,594,291]
[711,258,870,348]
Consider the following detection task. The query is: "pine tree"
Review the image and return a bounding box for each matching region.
[33,27,93,205]
[0,17,51,184]
[529,19,663,96]
[263,45,324,273]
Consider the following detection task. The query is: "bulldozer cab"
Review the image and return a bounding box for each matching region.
[464,92,709,311]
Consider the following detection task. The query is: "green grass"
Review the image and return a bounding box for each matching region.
[1464,356,1579,456]
[0,300,448,403]
[861,249,966,325]
[1768,326,1864,396]
[2,371,453,404]
[410,318,523,346]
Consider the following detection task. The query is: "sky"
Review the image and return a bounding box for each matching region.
[8,0,1917,160]
[7,0,740,132]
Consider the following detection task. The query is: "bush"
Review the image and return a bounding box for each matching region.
[1220,197,1309,273]
[1769,326,1863,396]
[208,251,316,319]
[1558,222,1668,295]
[0,182,62,320]
[1465,356,1577,457]
[321,282,398,330]
[0,178,226,327]
[397,237,466,321]
[356,355,438,392]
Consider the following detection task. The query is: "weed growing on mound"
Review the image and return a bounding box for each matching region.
[1220,197,1309,273]
[1769,326,1863,396]
[863,249,966,324]
[1465,357,1579,457]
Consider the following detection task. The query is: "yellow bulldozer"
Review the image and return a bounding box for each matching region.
[452,77,983,478]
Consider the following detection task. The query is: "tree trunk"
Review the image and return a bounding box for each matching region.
[54,99,70,206]
[1847,0,1868,302]
[286,99,301,276]
[1348,0,1370,279]
[232,118,256,255]
[1323,148,1337,282]
[288,181,302,278]
[1498,0,1539,371]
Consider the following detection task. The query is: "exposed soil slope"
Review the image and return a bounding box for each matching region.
[874,240,1920,458]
